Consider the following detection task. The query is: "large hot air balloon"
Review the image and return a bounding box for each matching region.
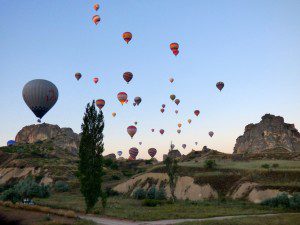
[148,148,157,158]
[96,99,105,110]
[177,129,181,134]
[129,147,139,158]
[160,108,165,113]
[92,15,100,25]
[123,32,132,44]
[188,119,192,124]
[175,110,178,114]
[7,140,16,147]
[170,94,176,101]
[112,112,116,117]
[162,104,166,108]
[169,77,174,83]
[182,144,186,149]
[178,123,182,128]
[23,79,59,121]
[117,92,128,105]
[134,97,142,105]
[209,131,214,137]
[93,77,99,84]
[123,72,133,84]
[75,72,82,81]
[175,99,180,105]
[127,126,137,138]
[170,42,179,56]
[117,150,122,157]
[216,82,224,91]
[159,129,164,135]
[194,110,200,116]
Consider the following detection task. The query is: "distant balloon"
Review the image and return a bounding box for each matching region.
[194,110,200,116]
[134,97,142,105]
[148,148,157,158]
[159,129,164,135]
[112,112,116,117]
[96,99,105,110]
[175,99,180,105]
[177,129,181,134]
[170,42,179,56]
[134,121,138,125]
[129,147,139,158]
[7,140,16,147]
[128,156,135,161]
[173,49,179,56]
[209,131,214,137]
[117,150,122,157]
[123,32,132,44]
[139,142,142,145]
[75,72,82,81]
[182,144,186,149]
[93,3,99,11]
[178,123,182,128]
[151,129,154,132]
[22,79,59,120]
[125,99,129,104]
[133,103,136,107]
[195,142,198,145]
[171,144,175,149]
[170,94,176,101]
[117,92,128,105]
[127,126,137,138]
[162,104,166,108]
[175,110,178,114]
[123,72,133,84]
[92,15,100,25]
[93,77,99,84]
[216,82,224,91]
[160,108,165,113]
[169,78,174,83]
[188,119,192,124]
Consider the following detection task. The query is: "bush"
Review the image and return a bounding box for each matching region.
[0,188,21,203]
[104,158,119,170]
[54,181,69,192]
[133,188,146,200]
[111,174,121,180]
[156,187,167,200]
[261,163,270,169]
[105,187,119,197]
[147,186,157,200]
[289,193,300,210]
[204,159,217,169]
[142,199,161,207]
[261,193,291,208]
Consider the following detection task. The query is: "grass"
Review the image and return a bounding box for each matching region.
[178,213,300,225]
[35,193,292,221]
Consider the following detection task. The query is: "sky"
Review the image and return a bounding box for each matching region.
[0,0,300,160]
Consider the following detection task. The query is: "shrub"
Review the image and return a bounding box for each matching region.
[111,174,121,180]
[289,193,300,210]
[204,159,217,169]
[54,181,69,192]
[133,188,146,200]
[0,188,21,203]
[147,186,157,200]
[105,187,119,197]
[156,187,167,200]
[261,163,270,169]
[142,199,161,207]
[261,193,290,208]
[104,158,119,170]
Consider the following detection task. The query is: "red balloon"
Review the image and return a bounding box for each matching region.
[96,99,105,110]
[127,126,137,138]
[93,77,99,84]
[194,110,200,116]
[123,72,133,84]
[159,129,164,135]
[216,82,224,91]
[117,92,128,105]
[92,15,100,25]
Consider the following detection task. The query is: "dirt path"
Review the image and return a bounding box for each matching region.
[79,213,300,225]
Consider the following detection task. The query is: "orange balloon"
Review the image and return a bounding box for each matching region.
[93,3,99,11]
[92,15,100,25]
[123,32,132,44]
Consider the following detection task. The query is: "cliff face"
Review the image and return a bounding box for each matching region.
[233,114,300,154]
[15,123,80,154]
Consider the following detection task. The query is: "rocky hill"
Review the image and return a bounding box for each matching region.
[233,114,300,155]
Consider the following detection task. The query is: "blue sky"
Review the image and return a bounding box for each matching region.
[1,0,299,159]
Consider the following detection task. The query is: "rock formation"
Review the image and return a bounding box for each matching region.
[163,149,182,161]
[15,123,80,155]
[233,114,300,154]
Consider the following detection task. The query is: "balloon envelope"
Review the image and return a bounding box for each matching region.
[134,97,142,105]
[169,78,174,83]
[194,110,200,116]
[93,3,99,11]
[182,144,186,149]
[92,15,100,25]
[22,79,59,120]
[129,147,139,158]
[209,131,214,137]
[7,140,16,146]
[170,94,176,101]
[123,72,133,83]
[127,126,137,138]
[148,148,157,158]
[159,129,164,135]
[117,150,122,157]
[93,77,99,84]
[117,92,128,105]
[216,82,224,91]
[175,99,180,105]
[123,32,132,44]
[75,73,82,81]
[96,99,105,110]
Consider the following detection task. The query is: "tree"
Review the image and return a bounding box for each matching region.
[78,101,105,213]
[164,143,178,202]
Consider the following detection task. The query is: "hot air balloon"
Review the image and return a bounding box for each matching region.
[129,147,138,158]
[151,129,154,132]
[175,110,178,114]
[188,119,192,124]
[127,126,137,138]
[128,156,135,161]
[175,99,180,105]
[134,97,142,105]
[177,129,181,134]
[134,121,138,125]
[139,142,142,145]
[117,92,128,105]
[125,99,129,104]
[209,131,214,137]
[216,82,224,91]
[170,94,176,101]
[112,112,116,117]
[169,77,174,83]
[182,144,186,149]
[162,104,166,108]
[171,143,175,149]
[96,99,105,110]
[170,43,179,56]
[160,108,165,113]
[173,50,179,56]
[7,140,16,147]
[117,150,122,157]
[75,72,82,81]
[133,103,136,107]
[159,129,164,135]
[123,72,133,84]
[194,110,200,116]
[195,142,198,145]
[92,15,100,25]
[148,148,157,158]
[178,123,182,128]
[23,79,59,121]
[93,77,99,84]
[93,3,99,11]
[123,32,132,44]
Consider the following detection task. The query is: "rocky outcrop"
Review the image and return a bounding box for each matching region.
[163,150,182,161]
[104,153,117,160]
[15,123,80,154]
[234,114,300,155]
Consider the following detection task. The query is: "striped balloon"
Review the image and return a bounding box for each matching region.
[96,99,105,110]
[148,148,157,158]
[22,79,58,120]
[129,147,139,158]
[117,92,128,105]
[123,72,133,83]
